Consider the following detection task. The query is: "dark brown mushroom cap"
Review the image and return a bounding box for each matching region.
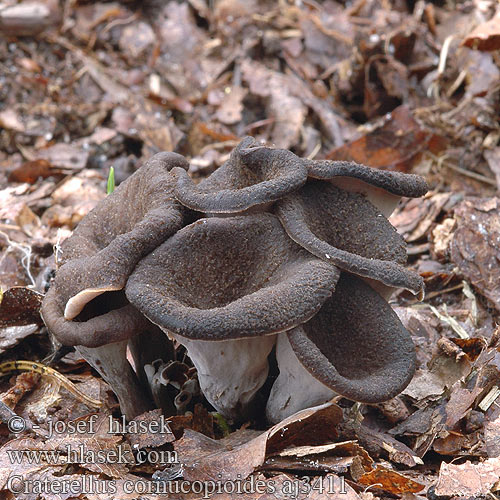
[41,152,189,346]
[276,181,424,296]
[126,213,339,340]
[40,288,150,348]
[287,273,416,403]
[173,136,308,213]
[304,159,429,198]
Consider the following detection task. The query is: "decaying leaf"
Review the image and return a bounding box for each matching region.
[451,197,500,312]
[462,13,500,51]
[435,458,500,497]
[326,106,445,172]
[354,464,425,494]
[174,402,342,482]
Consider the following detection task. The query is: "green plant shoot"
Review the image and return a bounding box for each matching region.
[107,166,115,195]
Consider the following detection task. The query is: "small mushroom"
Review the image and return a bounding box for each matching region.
[125,213,339,418]
[266,273,416,423]
[276,180,424,296]
[173,136,308,214]
[41,152,189,418]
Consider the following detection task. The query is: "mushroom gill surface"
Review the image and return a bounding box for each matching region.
[266,273,416,422]
[173,136,308,213]
[276,181,424,296]
[126,213,339,340]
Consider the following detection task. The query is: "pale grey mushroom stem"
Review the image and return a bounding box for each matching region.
[76,340,153,419]
[169,333,276,421]
[266,332,335,424]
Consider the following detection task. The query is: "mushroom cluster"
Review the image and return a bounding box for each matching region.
[41,137,428,423]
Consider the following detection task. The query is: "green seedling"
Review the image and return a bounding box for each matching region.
[107,166,115,195]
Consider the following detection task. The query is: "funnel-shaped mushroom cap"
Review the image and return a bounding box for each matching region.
[126,213,339,340]
[173,137,308,213]
[41,152,188,347]
[304,159,428,217]
[41,287,151,348]
[276,181,424,296]
[287,273,416,403]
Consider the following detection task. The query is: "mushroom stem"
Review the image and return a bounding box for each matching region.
[76,340,153,419]
[266,332,335,424]
[169,333,276,421]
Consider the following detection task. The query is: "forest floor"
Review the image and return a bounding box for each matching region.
[1,0,500,499]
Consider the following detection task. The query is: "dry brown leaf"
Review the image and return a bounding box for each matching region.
[0,108,26,133]
[326,105,445,172]
[37,143,89,170]
[174,401,342,482]
[432,432,473,456]
[125,409,175,448]
[241,60,307,149]
[0,438,54,491]
[355,464,425,494]
[8,159,61,184]
[450,197,500,312]
[462,13,500,51]
[390,193,452,243]
[445,384,483,429]
[435,457,500,496]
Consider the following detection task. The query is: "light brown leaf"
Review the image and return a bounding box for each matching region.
[435,458,500,496]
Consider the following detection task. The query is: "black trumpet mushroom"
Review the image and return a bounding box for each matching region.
[41,137,427,422]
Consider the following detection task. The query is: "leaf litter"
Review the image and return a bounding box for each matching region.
[1,0,500,499]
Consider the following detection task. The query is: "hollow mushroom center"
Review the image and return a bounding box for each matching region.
[126,213,338,341]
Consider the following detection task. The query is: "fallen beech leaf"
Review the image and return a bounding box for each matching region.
[355,464,425,494]
[174,401,342,482]
[326,105,445,172]
[390,193,452,243]
[8,159,62,184]
[435,458,500,497]
[37,143,89,170]
[0,438,52,491]
[445,384,483,429]
[0,108,25,133]
[462,13,500,51]
[450,337,487,362]
[450,197,500,312]
[241,59,307,149]
[433,433,470,456]
[16,204,41,237]
[165,403,215,439]
[126,409,175,448]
